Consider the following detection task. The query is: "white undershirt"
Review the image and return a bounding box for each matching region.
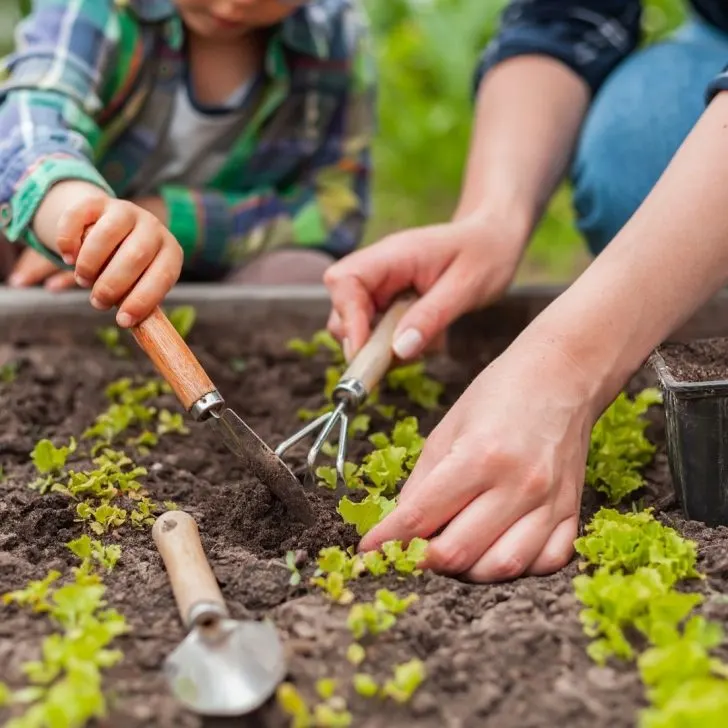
[143,80,252,191]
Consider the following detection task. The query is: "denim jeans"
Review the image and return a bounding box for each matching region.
[572,17,728,255]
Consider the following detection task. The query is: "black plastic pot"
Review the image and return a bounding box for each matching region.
[652,348,728,526]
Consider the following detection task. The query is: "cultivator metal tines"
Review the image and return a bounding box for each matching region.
[275,295,416,490]
[275,376,367,487]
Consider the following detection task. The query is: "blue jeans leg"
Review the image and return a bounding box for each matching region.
[571,18,728,256]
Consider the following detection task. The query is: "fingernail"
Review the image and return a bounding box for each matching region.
[393,328,423,359]
[75,274,91,288]
[343,337,352,362]
[62,254,75,265]
[89,296,108,311]
[116,312,134,328]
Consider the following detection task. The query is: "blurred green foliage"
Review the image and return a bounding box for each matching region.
[364,0,687,279]
[0,0,689,279]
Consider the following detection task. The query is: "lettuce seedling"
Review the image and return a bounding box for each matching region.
[353,674,378,698]
[66,536,121,573]
[276,683,312,728]
[3,571,61,613]
[347,643,366,666]
[382,538,428,574]
[128,430,159,454]
[95,327,128,358]
[587,388,662,504]
[348,414,371,438]
[31,438,77,475]
[375,589,418,615]
[0,682,10,707]
[386,363,443,410]
[360,446,407,494]
[638,675,728,728]
[316,463,361,491]
[575,508,700,586]
[316,679,337,701]
[337,494,396,536]
[285,551,302,586]
[130,497,157,528]
[312,703,352,728]
[287,330,344,362]
[637,616,727,709]
[0,361,18,383]
[75,503,127,535]
[157,409,190,436]
[347,590,417,640]
[311,572,354,605]
[362,551,388,577]
[166,305,197,340]
[381,659,426,703]
[347,602,397,640]
[574,566,703,664]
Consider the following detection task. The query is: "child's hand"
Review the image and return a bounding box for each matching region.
[324,212,524,361]
[8,248,77,291]
[53,189,183,328]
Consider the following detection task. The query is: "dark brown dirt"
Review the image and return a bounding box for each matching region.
[658,337,728,383]
[0,314,725,728]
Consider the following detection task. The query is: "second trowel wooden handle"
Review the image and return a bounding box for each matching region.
[131,307,216,412]
[342,294,416,394]
[152,510,228,627]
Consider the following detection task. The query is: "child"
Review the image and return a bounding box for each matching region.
[0,0,375,328]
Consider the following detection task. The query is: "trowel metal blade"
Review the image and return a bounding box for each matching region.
[210,407,314,524]
[164,619,287,716]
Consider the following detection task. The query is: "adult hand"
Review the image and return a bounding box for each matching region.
[359,338,595,582]
[8,247,77,291]
[324,211,526,361]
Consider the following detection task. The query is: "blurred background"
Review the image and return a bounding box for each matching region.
[0,0,687,282]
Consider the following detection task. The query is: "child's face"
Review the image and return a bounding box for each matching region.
[175,0,306,38]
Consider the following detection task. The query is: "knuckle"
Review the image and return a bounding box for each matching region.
[126,244,150,269]
[488,554,526,582]
[74,259,94,280]
[520,470,551,501]
[399,504,428,537]
[427,541,471,574]
[322,266,340,286]
[92,280,119,305]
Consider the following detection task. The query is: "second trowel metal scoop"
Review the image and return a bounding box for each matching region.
[129,307,313,524]
[153,510,286,715]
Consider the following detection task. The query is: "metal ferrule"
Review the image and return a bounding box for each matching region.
[189,390,225,421]
[333,378,367,409]
[186,601,229,631]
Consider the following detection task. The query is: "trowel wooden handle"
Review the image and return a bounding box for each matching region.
[131,307,216,411]
[342,294,416,393]
[152,510,228,627]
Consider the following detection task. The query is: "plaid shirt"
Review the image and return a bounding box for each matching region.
[477,1,728,101]
[0,0,375,276]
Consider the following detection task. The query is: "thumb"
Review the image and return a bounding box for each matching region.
[391,260,475,360]
[8,248,56,287]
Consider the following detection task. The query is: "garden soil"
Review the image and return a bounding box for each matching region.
[2,315,728,728]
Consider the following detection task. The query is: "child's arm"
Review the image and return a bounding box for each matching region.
[0,1,183,326]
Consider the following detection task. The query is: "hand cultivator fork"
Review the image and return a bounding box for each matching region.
[275,295,415,490]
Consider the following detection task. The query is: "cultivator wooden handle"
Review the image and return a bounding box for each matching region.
[342,293,416,394]
[131,307,217,412]
[152,510,228,628]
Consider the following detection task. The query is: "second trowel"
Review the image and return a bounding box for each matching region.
[129,307,314,524]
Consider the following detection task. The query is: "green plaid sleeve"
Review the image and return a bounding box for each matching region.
[0,0,123,266]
